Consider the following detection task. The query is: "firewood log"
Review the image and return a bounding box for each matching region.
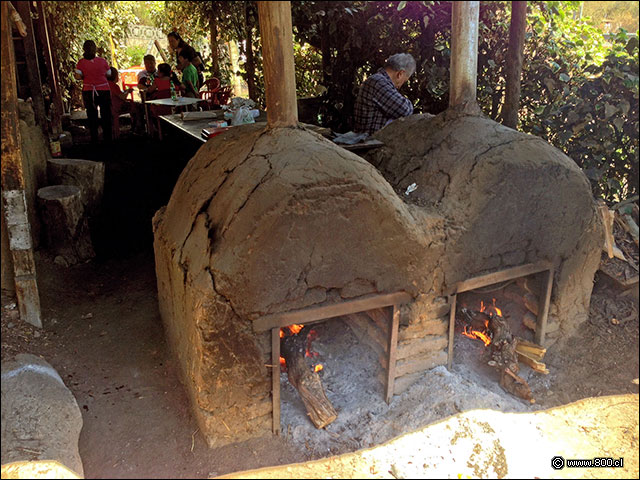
[281,326,337,429]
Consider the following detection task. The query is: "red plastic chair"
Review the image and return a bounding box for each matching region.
[200,78,231,109]
[120,65,143,101]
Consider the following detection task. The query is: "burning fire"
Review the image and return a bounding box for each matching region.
[460,299,502,347]
[279,324,321,371]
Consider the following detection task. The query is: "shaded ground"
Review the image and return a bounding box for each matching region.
[1,122,638,478]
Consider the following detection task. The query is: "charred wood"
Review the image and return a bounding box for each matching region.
[281,326,337,429]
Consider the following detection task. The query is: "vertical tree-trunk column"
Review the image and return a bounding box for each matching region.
[209,6,221,79]
[501,1,527,129]
[1,2,42,328]
[449,1,480,112]
[245,2,257,102]
[257,1,298,127]
[35,1,62,135]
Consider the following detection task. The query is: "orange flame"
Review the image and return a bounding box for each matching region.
[462,326,492,346]
[461,298,505,347]
[279,356,286,366]
[288,324,304,334]
[314,364,323,373]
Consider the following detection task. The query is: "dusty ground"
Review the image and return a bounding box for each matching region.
[1,123,638,478]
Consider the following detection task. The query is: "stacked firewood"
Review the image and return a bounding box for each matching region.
[597,196,639,291]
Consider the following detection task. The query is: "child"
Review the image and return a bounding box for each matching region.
[107,67,142,138]
[146,63,174,100]
[177,51,199,98]
[146,63,176,137]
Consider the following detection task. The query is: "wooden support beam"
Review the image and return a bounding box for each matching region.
[35,2,62,134]
[385,306,400,404]
[253,291,412,332]
[453,261,552,294]
[38,1,64,131]
[257,1,298,127]
[271,328,281,435]
[535,267,554,346]
[447,294,456,370]
[449,1,480,111]
[1,2,42,328]
[15,1,47,133]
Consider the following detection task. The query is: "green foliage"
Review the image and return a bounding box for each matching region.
[44,1,138,106]
[124,44,146,67]
[518,5,639,201]
[43,0,636,201]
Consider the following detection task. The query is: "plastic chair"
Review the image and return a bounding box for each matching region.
[120,65,144,101]
[200,78,231,109]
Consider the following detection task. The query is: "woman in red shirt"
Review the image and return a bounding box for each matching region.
[75,40,112,143]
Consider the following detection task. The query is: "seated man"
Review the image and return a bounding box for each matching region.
[137,54,158,98]
[353,53,415,135]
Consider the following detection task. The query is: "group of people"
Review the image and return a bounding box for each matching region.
[76,29,416,144]
[75,32,206,143]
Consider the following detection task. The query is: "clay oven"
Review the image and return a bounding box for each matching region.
[153,110,602,447]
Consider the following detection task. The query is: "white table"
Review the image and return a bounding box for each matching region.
[145,97,206,138]
[145,97,205,107]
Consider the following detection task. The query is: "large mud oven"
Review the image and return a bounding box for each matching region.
[153,111,603,448]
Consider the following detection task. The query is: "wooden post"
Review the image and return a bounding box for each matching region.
[385,305,400,404]
[271,328,281,435]
[447,294,457,370]
[1,2,42,328]
[35,1,62,134]
[257,1,298,127]
[449,1,480,111]
[15,1,48,133]
[535,267,554,346]
[501,1,527,129]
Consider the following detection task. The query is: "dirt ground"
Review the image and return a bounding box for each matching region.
[1,124,639,478]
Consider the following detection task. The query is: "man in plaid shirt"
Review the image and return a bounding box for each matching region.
[354,53,416,135]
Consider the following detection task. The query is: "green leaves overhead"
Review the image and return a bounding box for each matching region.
[41,0,636,201]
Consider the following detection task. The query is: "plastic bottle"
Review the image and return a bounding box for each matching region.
[170,82,177,101]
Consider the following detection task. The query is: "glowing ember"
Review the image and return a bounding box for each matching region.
[305,329,319,358]
[460,298,504,347]
[314,364,323,373]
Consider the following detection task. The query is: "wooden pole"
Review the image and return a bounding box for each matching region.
[35,1,62,134]
[15,1,48,134]
[449,1,480,111]
[501,1,527,129]
[257,1,298,127]
[1,2,42,328]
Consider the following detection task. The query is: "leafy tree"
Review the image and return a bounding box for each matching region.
[518,3,638,201]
